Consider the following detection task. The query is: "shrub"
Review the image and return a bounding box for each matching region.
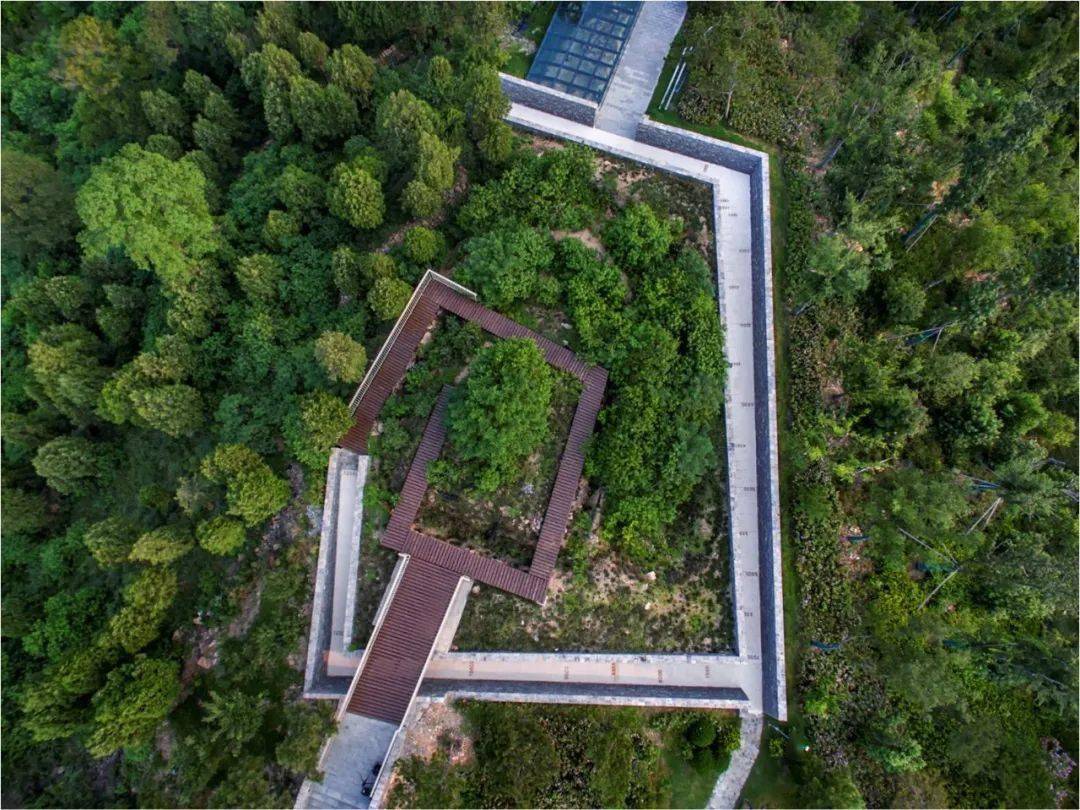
[129,524,194,564]
[284,391,353,468]
[368,274,412,321]
[457,226,554,310]
[196,516,247,555]
[314,330,367,383]
[602,202,679,273]
[685,718,717,748]
[445,339,553,493]
[327,159,384,229]
[402,225,445,265]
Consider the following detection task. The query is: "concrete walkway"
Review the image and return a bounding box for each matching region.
[709,712,763,808]
[296,713,397,809]
[594,1,686,137]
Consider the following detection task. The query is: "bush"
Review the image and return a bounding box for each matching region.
[196,516,247,555]
[685,717,717,748]
[602,202,679,272]
[445,339,553,493]
[284,391,353,469]
[368,274,412,321]
[402,225,445,265]
[457,226,555,310]
[129,524,194,564]
[327,159,384,229]
[314,330,367,383]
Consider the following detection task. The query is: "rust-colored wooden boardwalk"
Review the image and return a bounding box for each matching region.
[339,273,607,723]
[344,557,462,723]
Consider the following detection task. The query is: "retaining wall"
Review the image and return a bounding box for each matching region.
[500,73,598,126]
[304,448,368,699]
[420,679,749,709]
[636,117,786,721]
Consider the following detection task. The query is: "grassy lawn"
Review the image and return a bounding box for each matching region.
[502,2,557,78]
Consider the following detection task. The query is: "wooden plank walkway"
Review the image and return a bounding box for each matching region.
[344,557,462,724]
[339,278,593,454]
[341,273,607,723]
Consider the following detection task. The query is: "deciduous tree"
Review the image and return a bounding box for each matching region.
[445,339,553,493]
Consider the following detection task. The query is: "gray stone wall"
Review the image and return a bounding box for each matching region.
[420,679,749,708]
[500,74,598,126]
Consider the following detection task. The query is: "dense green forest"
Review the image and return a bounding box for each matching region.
[671,2,1078,807]
[0,2,523,805]
[2,1,1077,808]
[1,2,731,806]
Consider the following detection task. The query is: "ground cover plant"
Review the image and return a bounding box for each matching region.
[0,3,523,805]
[666,3,1079,807]
[387,701,740,809]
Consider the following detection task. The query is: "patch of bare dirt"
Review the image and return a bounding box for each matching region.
[397,700,473,765]
[525,133,567,154]
[552,228,606,255]
[181,464,311,690]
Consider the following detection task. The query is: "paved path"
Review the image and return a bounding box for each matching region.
[296,713,397,809]
[594,1,686,137]
[425,651,759,705]
[507,101,765,710]
[709,711,763,808]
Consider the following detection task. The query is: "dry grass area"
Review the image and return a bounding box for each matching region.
[453,464,733,654]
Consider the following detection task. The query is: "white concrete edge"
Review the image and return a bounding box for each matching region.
[713,187,748,662]
[341,454,370,651]
[757,152,788,722]
[303,448,351,697]
[431,691,751,711]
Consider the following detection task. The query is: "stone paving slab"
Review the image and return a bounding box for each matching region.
[709,711,763,808]
[594,1,686,137]
[296,713,397,810]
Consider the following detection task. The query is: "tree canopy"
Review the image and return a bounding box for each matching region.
[445,339,553,493]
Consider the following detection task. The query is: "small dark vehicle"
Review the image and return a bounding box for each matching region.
[360,762,382,797]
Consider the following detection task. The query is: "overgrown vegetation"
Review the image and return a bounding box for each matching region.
[388,701,740,809]
[349,140,733,654]
[671,3,1078,807]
